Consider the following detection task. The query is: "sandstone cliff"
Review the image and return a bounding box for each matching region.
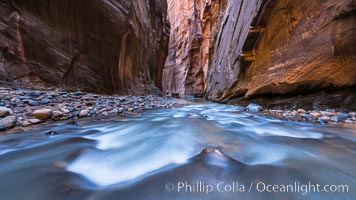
[0,0,169,94]
[207,0,356,101]
[163,0,228,97]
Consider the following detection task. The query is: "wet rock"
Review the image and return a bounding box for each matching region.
[332,113,348,122]
[297,109,306,113]
[21,121,31,127]
[282,112,290,118]
[72,92,84,96]
[301,114,313,120]
[45,130,59,136]
[0,116,18,128]
[60,108,70,114]
[0,107,13,117]
[318,116,331,123]
[0,125,6,131]
[28,100,40,106]
[344,119,354,124]
[330,116,343,123]
[0,87,188,130]
[320,111,335,117]
[310,112,322,118]
[52,110,64,118]
[33,109,53,120]
[40,99,51,104]
[101,111,109,117]
[348,112,356,117]
[25,91,41,97]
[79,110,90,118]
[247,103,262,112]
[29,118,41,124]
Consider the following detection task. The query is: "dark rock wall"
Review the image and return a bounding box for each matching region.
[207,0,356,101]
[0,0,169,94]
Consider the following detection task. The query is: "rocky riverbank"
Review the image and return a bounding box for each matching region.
[244,103,356,126]
[0,87,189,132]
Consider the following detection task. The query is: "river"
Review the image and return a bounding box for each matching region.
[0,103,355,199]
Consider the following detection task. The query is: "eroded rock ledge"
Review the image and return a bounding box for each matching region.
[0,0,169,94]
[206,0,356,101]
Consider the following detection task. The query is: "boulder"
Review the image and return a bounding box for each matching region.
[33,109,53,120]
[0,116,18,129]
[0,107,13,117]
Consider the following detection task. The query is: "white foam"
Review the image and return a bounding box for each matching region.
[67,125,198,186]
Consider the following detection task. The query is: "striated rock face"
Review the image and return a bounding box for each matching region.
[0,0,169,94]
[207,0,356,101]
[163,0,228,97]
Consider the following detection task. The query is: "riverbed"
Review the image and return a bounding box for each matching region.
[0,103,355,200]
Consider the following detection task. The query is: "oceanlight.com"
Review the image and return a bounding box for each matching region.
[164,181,349,195]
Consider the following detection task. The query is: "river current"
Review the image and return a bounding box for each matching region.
[0,103,355,199]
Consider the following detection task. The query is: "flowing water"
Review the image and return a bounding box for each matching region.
[0,103,355,200]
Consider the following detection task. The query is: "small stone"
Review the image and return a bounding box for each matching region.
[348,112,356,117]
[72,91,83,96]
[246,103,262,112]
[79,109,89,118]
[0,107,13,117]
[29,118,41,124]
[320,111,335,117]
[0,116,18,128]
[338,112,349,120]
[40,99,51,104]
[297,109,306,113]
[52,110,63,118]
[282,112,289,118]
[127,108,134,111]
[33,109,53,120]
[344,119,354,124]
[25,91,41,97]
[310,112,322,118]
[330,116,339,123]
[53,161,68,168]
[45,130,59,136]
[21,121,31,127]
[301,114,313,119]
[60,108,70,114]
[101,111,109,116]
[27,100,40,106]
[85,101,93,106]
[318,116,331,123]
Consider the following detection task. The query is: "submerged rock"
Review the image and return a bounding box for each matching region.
[247,103,262,112]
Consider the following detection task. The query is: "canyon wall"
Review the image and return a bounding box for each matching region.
[207,0,356,101]
[0,0,169,94]
[163,0,228,97]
